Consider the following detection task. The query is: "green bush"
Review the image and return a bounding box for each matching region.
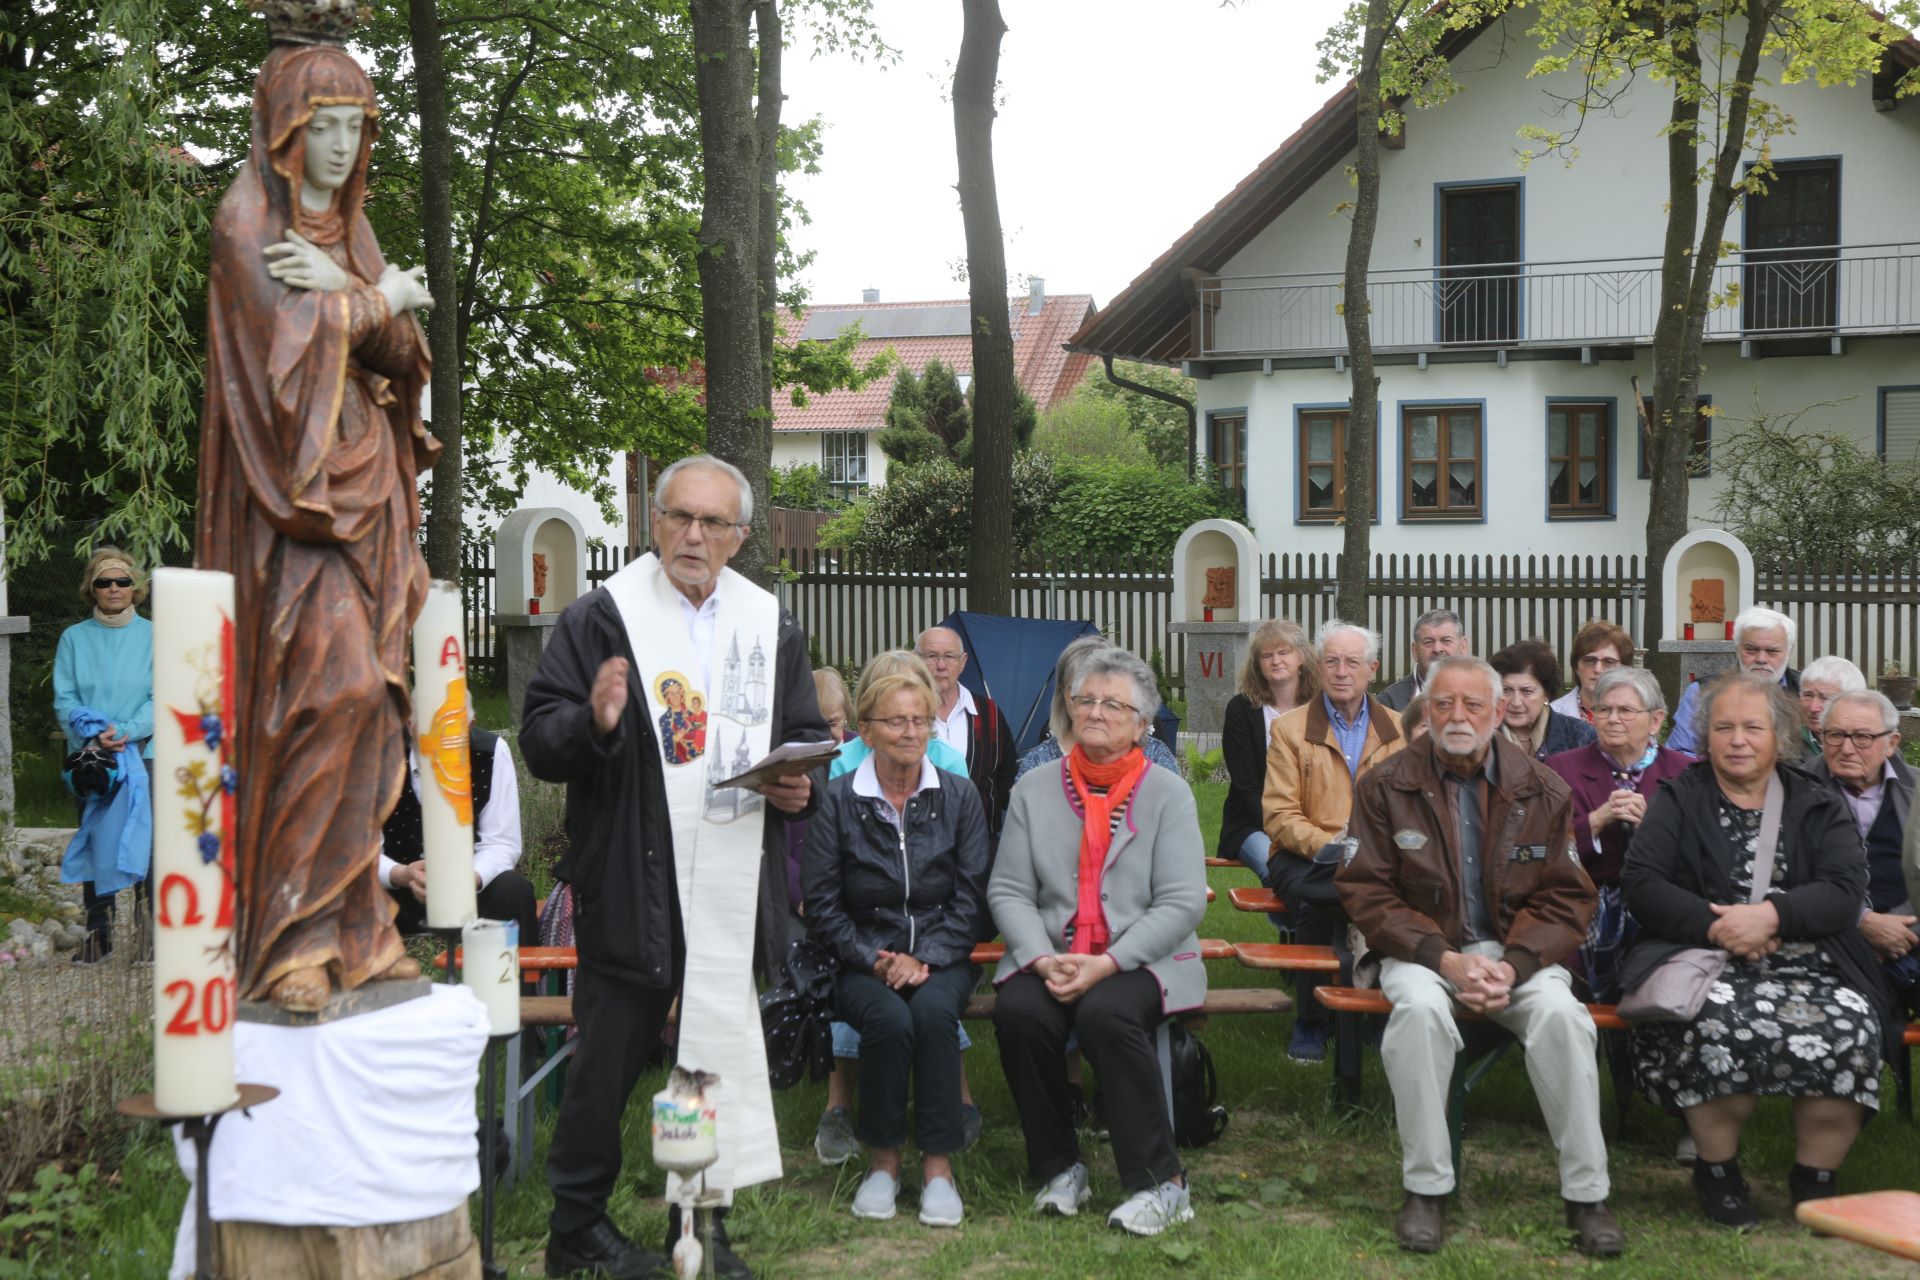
[1031,394,1149,465]
[820,454,1236,563]
[1040,460,1240,560]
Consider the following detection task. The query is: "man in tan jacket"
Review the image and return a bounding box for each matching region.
[1336,657,1619,1258]
[1262,620,1404,1060]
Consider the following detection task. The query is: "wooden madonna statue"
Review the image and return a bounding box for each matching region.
[197,0,440,1012]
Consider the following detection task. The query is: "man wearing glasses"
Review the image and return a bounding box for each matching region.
[523,454,828,1280]
[1380,609,1470,712]
[1665,607,1801,755]
[915,626,1017,845]
[1803,690,1918,1017]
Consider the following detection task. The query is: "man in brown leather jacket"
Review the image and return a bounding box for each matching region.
[1337,657,1623,1258]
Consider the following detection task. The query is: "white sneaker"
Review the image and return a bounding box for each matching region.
[1107,1180,1194,1236]
[919,1175,965,1227]
[1675,1132,1698,1167]
[1033,1162,1092,1216]
[851,1168,899,1221]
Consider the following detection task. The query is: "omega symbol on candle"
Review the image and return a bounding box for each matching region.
[419,675,475,825]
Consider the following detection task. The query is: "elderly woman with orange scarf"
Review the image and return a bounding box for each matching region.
[989,646,1208,1239]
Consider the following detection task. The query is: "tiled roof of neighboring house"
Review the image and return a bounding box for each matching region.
[1068,8,1920,367]
[773,292,1098,433]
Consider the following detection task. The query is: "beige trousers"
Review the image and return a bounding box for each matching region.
[1379,940,1610,1201]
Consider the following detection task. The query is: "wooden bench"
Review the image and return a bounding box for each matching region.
[1235,943,1340,973]
[1226,887,1287,914]
[1795,1190,1920,1261]
[1204,857,1246,870]
[970,939,1238,965]
[433,945,580,974]
[525,985,1293,1028]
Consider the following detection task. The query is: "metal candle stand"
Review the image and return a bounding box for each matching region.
[116,1084,280,1280]
[477,1031,516,1280]
[421,923,467,984]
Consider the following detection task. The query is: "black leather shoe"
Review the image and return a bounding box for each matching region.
[1565,1199,1625,1257]
[545,1218,669,1279]
[1394,1191,1447,1253]
[665,1204,753,1279]
[1692,1159,1759,1231]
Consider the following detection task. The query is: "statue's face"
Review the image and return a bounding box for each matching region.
[303,103,365,194]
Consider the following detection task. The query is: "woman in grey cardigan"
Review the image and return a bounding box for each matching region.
[989,647,1208,1237]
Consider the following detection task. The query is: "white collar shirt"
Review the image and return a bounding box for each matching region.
[932,684,976,759]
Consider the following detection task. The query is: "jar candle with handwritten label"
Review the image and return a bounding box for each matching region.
[412,581,478,928]
[150,568,241,1116]
[461,919,520,1035]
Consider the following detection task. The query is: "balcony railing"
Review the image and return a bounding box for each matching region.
[1197,243,1920,359]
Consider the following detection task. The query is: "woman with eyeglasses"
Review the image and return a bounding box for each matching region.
[803,668,990,1228]
[52,546,156,962]
[1796,655,1866,758]
[990,646,1208,1237]
[1543,667,1690,1001]
[1492,639,1597,762]
[1550,618,1634,725]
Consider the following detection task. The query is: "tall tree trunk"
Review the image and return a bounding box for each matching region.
[1644,0,1770,697]
[754,1,783,561]
[1335,0,1391,626]
[410,0,463,583]
[955,0,1015,617]
[691,0,770,586]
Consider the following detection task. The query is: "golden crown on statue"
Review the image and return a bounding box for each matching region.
[248,0,366,45]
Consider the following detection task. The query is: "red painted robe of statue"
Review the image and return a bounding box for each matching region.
[196,43,438,1003]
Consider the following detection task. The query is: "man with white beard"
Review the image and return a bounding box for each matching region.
[1336,657,1621,1258]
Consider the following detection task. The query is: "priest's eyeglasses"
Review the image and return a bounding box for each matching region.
[657,508,744,536]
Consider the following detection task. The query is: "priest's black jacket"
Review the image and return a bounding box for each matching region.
[520,584,828,989]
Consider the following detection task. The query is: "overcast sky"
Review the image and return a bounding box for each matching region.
[781,0,1355,309]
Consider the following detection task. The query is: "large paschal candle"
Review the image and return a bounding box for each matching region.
[150,568,241,1116]
[412,580,478,928]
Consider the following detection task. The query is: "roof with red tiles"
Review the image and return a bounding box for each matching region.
[773,292,1098,433]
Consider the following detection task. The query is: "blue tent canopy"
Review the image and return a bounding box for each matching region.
[938,612,1098,756]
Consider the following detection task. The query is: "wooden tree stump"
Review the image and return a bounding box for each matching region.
[213,1205,478,1279]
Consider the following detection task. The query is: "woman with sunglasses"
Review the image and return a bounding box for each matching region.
[52,547,155,962]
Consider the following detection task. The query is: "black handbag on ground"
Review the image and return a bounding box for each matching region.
[760,937,839,1089]
[1167,1020,1229,1148]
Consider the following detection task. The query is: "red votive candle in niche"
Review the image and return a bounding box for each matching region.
[1725,620,1734,639]
[529,597,540,615]
[1684,623,1695,640]
[1203,607,1214,622]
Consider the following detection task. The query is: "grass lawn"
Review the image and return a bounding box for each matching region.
[15,787,1920,1278]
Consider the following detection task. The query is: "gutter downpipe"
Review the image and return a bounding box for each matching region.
[1101,353,1197,480]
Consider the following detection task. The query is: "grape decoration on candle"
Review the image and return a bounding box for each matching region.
[151,568,241,1116]
[412,580,478,928]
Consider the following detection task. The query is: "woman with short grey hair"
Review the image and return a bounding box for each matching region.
[1624,671,1899,1227]
[990,645,1208,1238]
[1543,665,1690,1000]
[1015,637,1179,780]
[1798,655,1866,753]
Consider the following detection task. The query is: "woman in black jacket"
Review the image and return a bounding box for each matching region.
[1622,672,1898,1230]
[1219,619,1316,928]
[804,670,990,1229]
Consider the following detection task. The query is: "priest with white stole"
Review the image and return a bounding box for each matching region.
[522,454,829,1280]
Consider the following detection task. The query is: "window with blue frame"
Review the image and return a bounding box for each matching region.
[1402,405,1482,519]
[1548,402,1610,517]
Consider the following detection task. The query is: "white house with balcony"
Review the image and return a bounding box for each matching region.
[1069,10,1920,561]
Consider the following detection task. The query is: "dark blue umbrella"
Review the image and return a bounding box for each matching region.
[937,612,1099,756]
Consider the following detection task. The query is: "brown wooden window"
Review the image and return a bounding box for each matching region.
[1299,409,1347,519]
[1402,405,1482,519]
[1637,397,1711,479]
[1208,412,1247,509]
[1548,402,1610,517]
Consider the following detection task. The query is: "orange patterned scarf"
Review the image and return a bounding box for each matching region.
[1064,744,1149,955]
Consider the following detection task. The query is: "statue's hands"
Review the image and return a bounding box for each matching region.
[376,263,434,315]
[262,230,351,292]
